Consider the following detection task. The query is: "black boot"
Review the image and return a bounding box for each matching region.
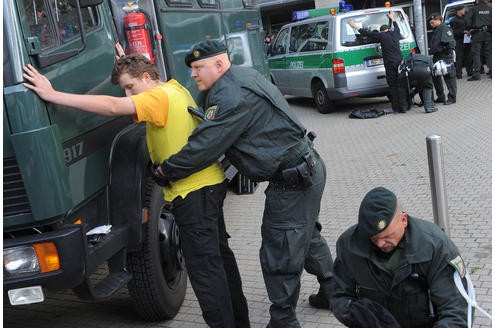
[309,278,332,310]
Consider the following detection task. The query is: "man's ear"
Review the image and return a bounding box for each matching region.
[141,72,152,81]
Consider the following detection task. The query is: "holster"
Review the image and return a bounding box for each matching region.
[275,151,319,188]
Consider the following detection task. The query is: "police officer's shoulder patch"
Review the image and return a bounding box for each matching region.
[205,105,218,120]
[449,255,466,278]
[447,30,453,36]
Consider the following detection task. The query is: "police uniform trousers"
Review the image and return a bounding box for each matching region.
[385,63,401,112]
[172,181,250,328]
[432,54,457,102]
[471,31,492,79]
[455,39,472,77]
[398,75,435,111]
[261,152,334,328]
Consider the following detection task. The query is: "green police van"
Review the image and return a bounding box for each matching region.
[268,6,417,113]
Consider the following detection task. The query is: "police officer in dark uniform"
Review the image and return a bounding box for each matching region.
[465,0,492,80]
[397,53,437,113]
[450,6,473,79]
[153,40,335,327]
[331,187,469,327]
[348,11,403,113]
[428,13,457,105]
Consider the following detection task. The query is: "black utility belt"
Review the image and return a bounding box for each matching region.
[472,25,491,33]
[271,150,320,188]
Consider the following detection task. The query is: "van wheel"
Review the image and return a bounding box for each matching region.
[312,81,334,113]
[127,178,187,321]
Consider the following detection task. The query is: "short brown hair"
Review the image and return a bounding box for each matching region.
[111,54,160,85]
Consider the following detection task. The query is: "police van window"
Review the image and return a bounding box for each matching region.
[341,11,410,47]
[25,0,56,49]
[198,0,219,8]
[295,21,329,52]
[49,0,98,42]
[272,28,289,55]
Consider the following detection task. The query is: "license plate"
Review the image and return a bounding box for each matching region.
[366,58,383,66]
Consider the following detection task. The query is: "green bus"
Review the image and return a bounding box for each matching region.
[3,0,266,321]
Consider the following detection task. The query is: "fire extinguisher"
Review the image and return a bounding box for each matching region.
[123,2,155,62]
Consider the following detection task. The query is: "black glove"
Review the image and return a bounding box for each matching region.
[151,162,169,187]
[338,298,401,328]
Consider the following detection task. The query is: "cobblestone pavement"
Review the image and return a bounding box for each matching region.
[4,76,492,328]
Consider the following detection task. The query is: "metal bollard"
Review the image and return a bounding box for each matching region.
[426,134,450,236]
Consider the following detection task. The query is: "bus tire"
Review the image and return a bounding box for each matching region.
[312,81,334,113]
[127,178,187,321]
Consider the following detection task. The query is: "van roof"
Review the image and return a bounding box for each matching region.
[283,6,405,26]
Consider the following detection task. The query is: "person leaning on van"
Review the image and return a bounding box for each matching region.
[428,13,457,105]
[348,11,403,113]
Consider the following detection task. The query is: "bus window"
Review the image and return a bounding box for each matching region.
[341,11,410,47]
[271,28,289,55]
[48,0,99,42]
[198,0,219,8]
[26,0,55,49]
[165,0,193,7]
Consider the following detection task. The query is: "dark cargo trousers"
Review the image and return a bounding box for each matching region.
[471,32,492,79]
[260,154,334,328]
[432,55,457,102]
[172,181,250,328]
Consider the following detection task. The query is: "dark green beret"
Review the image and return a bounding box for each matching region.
[427,12,442,23]
[185,40,227,67]
[358,187,397,238]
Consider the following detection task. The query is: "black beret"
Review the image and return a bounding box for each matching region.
[454,5,465,11]
[185,40,227,67]
[358,187,397,238]
[427,13,442,23]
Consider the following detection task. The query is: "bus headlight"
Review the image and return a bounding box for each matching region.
[4,246,40,277]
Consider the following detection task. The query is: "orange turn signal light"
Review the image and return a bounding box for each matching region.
[385,1,391,7]
[33,242,60,273]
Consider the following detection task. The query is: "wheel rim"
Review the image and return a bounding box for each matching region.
[316,88,326,106]
[158,208,185,281]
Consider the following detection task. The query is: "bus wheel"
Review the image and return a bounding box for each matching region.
[312,81,334,113]
[127,178,187,321]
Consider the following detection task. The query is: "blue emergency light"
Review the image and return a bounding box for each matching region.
[292,10,309,21]
[339,1,353,12]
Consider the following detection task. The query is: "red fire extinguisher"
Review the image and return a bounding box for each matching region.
[123,2,155,62]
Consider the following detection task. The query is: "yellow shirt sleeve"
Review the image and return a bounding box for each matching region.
[131,87,169,127]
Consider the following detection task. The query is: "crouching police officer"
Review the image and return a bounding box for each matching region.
[428,13,457,105]
[153,40,335,328]
[331,187,470,327]
[398,53,438,113]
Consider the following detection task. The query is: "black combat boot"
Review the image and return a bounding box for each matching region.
[308,277,332,310]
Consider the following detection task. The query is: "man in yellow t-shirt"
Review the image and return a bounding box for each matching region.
[22,54,249,328]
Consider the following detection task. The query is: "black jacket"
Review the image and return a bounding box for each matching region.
[358,21,403,66]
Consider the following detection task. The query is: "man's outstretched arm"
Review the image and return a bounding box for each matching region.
[22,64,136,116]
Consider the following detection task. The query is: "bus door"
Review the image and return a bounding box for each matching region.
[16,0,125,204]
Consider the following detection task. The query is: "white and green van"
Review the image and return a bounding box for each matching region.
[268,7,417,113]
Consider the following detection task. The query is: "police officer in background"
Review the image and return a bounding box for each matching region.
[450,6,473,79]
[465,0,492,81]
[153,40,335,327]
[428,13,457,105]
[348,11,403,113]
[331,187,469,327]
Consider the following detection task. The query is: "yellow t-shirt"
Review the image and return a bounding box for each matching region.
[131,79,225,201]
